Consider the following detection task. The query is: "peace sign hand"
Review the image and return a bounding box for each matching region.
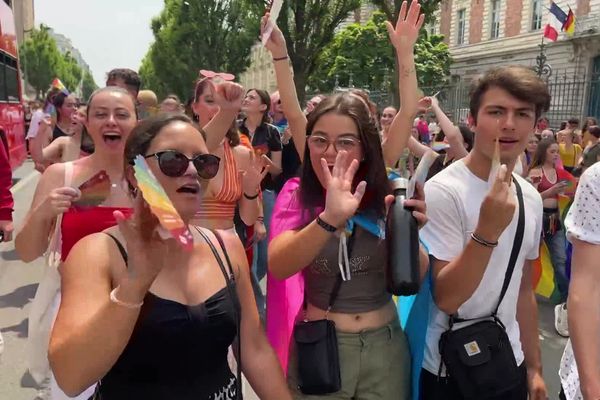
[319,151,367,229]
[385,1,425,53]
[207,80,244,113]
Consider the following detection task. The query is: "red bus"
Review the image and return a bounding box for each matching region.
[0,0,25,170]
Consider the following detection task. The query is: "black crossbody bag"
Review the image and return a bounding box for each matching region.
[293,275,343,395]
[438,178,525,399]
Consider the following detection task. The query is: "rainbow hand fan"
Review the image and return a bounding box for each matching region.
[72,170,111,208]
[133,155,194,251]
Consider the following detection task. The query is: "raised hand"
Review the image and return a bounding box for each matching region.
[476,165,517,243]
[114,194,175,287]
[261,13,287,58]
[319,151,367,229]
[385,0,425,53]
[240,152,270,196]
[207,80,244,113]
[404,182,428,229]
[417,97,432,114]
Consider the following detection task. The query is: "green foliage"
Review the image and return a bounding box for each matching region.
[139,0,263,101]
[310,12,451,96]
[19,25,63,98]
[274,0,362,102]
[20,24,88,99]
[58,52,83,94]
[370,0,441,25]
[81,70,98,102]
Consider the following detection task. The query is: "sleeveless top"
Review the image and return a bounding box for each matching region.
[538,167,556,193]
[52,125,68,142]
[60,207,132,261]
[196,142,243,221]
[95,230,240,400]
[304,226,391,313]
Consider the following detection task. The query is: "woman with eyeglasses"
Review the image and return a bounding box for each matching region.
[263,3,430,399]
[49,114,292,400]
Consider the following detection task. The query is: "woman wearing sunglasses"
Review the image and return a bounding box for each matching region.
[49,114,291,400]
[264,3,430,399]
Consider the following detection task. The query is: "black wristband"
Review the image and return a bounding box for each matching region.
[316,215,337,233]
[273,55,289,62]
[244,192,259,200]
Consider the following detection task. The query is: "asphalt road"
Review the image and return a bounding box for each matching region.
[0,160,569,399]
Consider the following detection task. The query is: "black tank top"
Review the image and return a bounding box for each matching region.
[52,124,68,141]
[95,231,240,400]
[80,129,95,155]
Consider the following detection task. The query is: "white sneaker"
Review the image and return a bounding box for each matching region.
[555,303,569,337]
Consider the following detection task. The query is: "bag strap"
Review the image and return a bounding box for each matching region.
[195,228,243,400]
[451,175,525,324]
[301,226,357,316]
[493,177,525,316]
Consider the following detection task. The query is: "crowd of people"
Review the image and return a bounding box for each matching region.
[0,1,598,399]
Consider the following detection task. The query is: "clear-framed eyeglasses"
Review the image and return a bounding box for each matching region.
[307,135,362,153]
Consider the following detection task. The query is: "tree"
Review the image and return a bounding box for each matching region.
[19,25,63,98]
[309,12,451,97]
[368,0,447,105]
[264,0,362,103]
[58,51,83,94]
[139,0,263,101]
[81,70,98,101]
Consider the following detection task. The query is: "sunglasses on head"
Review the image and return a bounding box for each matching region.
[144,150,220,179]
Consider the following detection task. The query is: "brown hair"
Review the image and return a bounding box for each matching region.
[193,77,240,147]
[529,138,558,170]
[589,125,600,139]
[300,92,390,218]
[469,66,551,124]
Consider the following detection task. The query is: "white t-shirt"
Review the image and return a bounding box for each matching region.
[420,160,543,375]
[26,109,45,139]
[559,162,600,400]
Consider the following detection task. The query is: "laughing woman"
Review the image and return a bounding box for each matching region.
[49,114,291,400]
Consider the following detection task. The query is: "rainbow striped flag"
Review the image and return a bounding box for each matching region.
[532,194,573,301]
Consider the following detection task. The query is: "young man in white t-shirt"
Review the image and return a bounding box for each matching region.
[419,66,550,400]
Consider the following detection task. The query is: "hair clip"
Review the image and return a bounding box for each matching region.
[199,70,235,83]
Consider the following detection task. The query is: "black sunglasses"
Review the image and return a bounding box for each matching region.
[144,150,220,179]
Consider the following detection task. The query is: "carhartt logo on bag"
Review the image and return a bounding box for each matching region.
[464,340,481,357]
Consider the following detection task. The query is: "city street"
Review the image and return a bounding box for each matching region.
[0,160,569,399]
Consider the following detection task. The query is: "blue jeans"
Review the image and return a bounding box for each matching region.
[545,228,568,303]
[251,189,276,319]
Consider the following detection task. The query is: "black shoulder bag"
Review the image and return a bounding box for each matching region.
[438,177,525,399]
[293,274,343,395]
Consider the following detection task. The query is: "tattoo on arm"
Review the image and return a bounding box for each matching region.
[400,66,416,78]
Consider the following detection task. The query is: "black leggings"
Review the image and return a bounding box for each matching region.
[420,365,528,400]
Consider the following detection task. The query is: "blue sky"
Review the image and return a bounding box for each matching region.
[35,0,164,86]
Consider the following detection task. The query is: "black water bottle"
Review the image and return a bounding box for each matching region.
[386,177,421,296]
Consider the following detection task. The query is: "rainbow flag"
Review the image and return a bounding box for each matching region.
[51,78,69,95]
[532,194,573,301]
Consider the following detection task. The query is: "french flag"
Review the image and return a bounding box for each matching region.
[544,2,567,41]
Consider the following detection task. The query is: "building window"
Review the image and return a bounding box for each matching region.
[531,0,543,30]
[457,9,466,45]
[490,0,501,39]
